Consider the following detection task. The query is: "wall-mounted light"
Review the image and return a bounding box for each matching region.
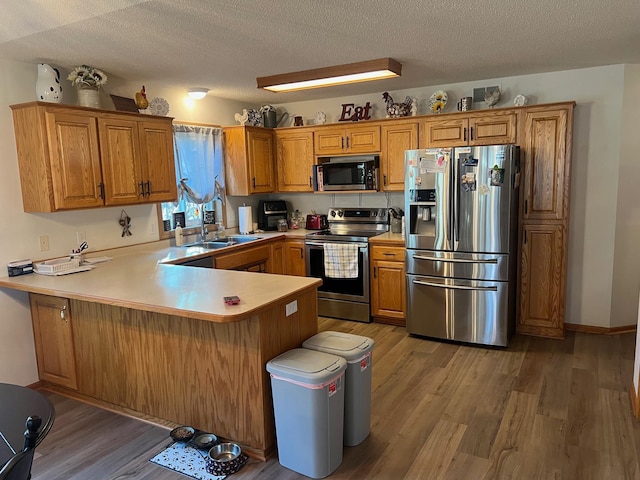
[187,88,209,100]
[256,58,402,93]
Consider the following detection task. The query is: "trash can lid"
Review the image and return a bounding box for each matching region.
[303,331,374,361]
[266,348,346,385]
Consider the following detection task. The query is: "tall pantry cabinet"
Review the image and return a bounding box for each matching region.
[517,103,574,338]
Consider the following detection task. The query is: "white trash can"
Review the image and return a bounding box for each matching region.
[266,348,347,479]
[303,331,374,446]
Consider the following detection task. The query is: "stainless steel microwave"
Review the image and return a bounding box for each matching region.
[317,155,379,191]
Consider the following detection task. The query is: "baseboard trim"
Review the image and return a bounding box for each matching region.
[565,323,637,335]
[630,385,640,420]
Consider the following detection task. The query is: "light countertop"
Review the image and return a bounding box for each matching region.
[369,232,405,246]
[0,240,320,324]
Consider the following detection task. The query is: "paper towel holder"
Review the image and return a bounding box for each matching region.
[238,203,253,235]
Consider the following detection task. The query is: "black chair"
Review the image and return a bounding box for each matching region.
[0,416,42,480]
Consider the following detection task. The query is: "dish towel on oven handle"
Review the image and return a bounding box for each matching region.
[323,243,359,278]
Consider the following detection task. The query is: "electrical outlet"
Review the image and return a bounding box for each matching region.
[39,235,49,252]
[286,300,298,317]
[76,231,86,246]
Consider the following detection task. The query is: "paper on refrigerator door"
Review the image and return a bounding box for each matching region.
[419,149,449,173]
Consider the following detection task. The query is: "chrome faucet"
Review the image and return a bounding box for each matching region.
[200,209,208,242]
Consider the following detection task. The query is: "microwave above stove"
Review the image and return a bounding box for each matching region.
[316,155,379,192]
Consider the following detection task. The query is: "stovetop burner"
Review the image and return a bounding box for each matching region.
[305,207,389,243]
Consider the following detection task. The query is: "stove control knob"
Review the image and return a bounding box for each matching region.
[338,210,344,217]
[330,210,336,217]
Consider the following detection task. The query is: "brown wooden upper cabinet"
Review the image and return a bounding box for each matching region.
[314,124,380,155]
[10,102,176,212]
[520,107,570,222]
[275,128,314,192]
[99,117,176,205]
[224,126,275,195]
[420,110,517,148]
[380,120,419,191]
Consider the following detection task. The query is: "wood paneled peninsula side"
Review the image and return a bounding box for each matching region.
[0,241,321,460]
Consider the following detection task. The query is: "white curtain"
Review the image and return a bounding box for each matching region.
[173,124,225,204]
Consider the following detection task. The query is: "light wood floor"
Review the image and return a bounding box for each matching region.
[31,318,640,480]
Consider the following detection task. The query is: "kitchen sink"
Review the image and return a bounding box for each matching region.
[223,236,261,244]
[183,241,231,250]
[183,236,261,249]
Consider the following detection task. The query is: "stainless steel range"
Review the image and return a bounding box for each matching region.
[305,207,389,322]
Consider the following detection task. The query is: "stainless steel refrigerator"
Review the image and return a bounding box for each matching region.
[404,145,520,347]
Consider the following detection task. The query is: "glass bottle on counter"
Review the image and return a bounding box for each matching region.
[290,209,303,229]
[278,218,289,232]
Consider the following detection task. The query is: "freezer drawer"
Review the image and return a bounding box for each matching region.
[406,249,510,282]
[406,274,511,347]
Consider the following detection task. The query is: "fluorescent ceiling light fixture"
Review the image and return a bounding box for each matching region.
[187,88,209,99]
[257,58,402,93]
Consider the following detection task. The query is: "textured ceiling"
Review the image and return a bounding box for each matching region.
[1,0,639,104]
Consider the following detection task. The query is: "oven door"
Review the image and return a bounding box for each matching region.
[305,241,369,303]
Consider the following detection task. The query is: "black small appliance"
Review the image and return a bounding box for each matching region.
[257,200,288,231]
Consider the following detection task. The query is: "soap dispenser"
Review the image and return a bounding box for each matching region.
[175,222,184,246]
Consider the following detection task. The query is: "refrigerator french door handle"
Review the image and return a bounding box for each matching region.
[412,279,498,292]
[452,150,460,250]
[412,254,498,264]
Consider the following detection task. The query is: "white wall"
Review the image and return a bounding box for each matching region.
[612,65,640,328]
[1,59,638,386]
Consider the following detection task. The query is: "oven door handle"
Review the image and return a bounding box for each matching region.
[306,241,368,249]
[412,279,497,291]
[412,254,498,264]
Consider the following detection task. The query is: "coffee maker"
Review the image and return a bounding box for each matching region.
[257,200,288,231]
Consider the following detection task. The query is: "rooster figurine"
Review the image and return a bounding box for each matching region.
[484,87,501,108]
[382,92,413,118]
[135,85,148,110]
[234,109,249,126]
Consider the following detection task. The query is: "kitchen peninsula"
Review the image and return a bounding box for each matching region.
[0,241,321,460]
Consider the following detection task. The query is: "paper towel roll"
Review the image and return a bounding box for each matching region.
[238,206,253,234]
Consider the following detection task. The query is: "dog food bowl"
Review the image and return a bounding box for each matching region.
[206,442,248,476]
[169,425,195,443]
[192,432,218,449]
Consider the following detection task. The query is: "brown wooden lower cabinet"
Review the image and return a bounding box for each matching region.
[269,240,285,274]
[370,245,406,326]
[28,289,318,460]
[518,223,565,338]
[29,294,78,390]
[213,244,271,272]
[284,239,306,276]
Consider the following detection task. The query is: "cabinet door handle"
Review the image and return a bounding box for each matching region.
[524,200,528,215]
[60,305,67,322]
[383,252,395,256]
[524,230,527,244]
[252,177,256,189]
[383,174,387,186]
[463,128,467,142]
[300,250,304,259]
[341,137,344,149]
[374,266,377,279]
[145,181,151,196]
[470,127,474,141]
[98,182,104,199]
[139,181,145,196]
[346,136,350,149]
[309,176,312,187]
